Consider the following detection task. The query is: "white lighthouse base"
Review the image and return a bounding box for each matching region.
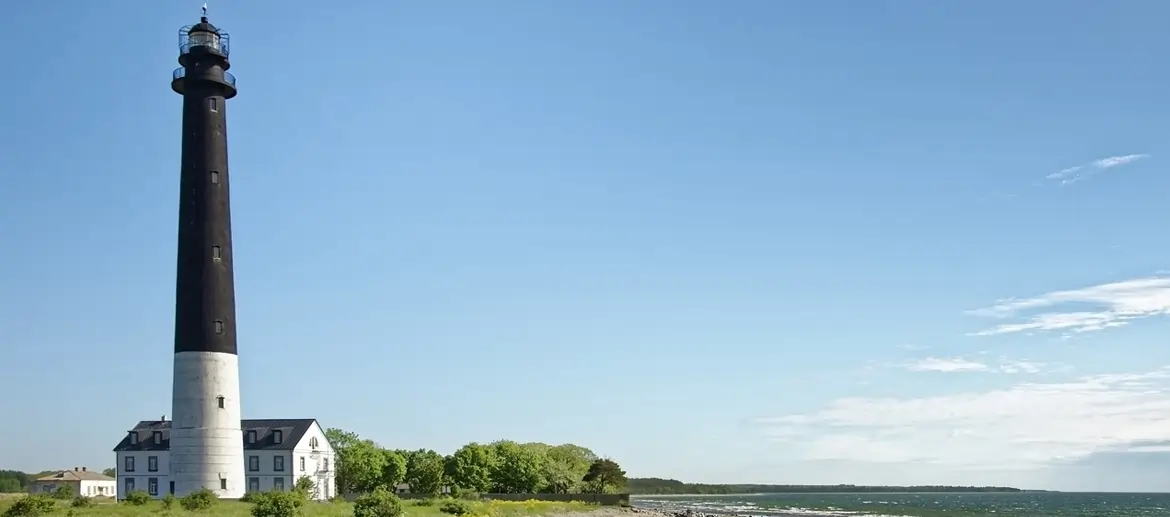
[171,351,245,499]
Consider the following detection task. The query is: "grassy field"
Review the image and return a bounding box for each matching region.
[0,495,599,517]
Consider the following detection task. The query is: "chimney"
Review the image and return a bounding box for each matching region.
[161,415,166,422]
[81,467,86,472]
[74,467,78,472]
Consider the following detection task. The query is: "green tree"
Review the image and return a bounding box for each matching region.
[325,428,360,449]
[330,429,389,495]
[0,478,21,493]
[542,444,596,493]
[403,449,445,496]
[0,471,31,493]
[490,440,545,493]
[540,460,578,494]
[448,443,496,493]
[582,459,627,494]
[380,449,407,489]
[101,468,116,478]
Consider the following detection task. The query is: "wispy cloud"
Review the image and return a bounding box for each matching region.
[907,357,991,372]
[1046,154,1150,185]
[905,357,1051,374]
[967,275,1170,336]
[758,368,1170,469]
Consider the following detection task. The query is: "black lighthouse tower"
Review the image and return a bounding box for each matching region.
[168,8,247,498]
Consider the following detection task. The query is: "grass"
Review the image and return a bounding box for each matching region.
[0,496,598,517]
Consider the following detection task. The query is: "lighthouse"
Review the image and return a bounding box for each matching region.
[168,7,245,498]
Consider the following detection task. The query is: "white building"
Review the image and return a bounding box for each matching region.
[113,418,336,501]
[28,468,116,498]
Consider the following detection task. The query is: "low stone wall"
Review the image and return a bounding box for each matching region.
[480,493,630,506]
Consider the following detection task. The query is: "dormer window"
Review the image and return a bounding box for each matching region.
[153,431,162,445]
[273,430,283,444]
[128,432,138,445]
[247,430,257,444]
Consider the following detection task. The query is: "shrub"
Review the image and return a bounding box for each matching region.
[439,499,474,516]
[293,477,315,499]
[2,495,56,517]
[250,491,306,517]
[412,499,435,507]
[179,487,217,511]
[52,485,74,500]
[451,488,480,501]
[124,490,152,506]
[352,488,404,517]
[70,496,94,508]
[162,493,177,511]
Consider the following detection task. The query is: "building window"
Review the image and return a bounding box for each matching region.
[209,98,218,112]
[273,477,285,491]
[309,437,319,449]
[148,456,158,472]
[125,478,135,495]
[322,458,328,472]
[273,430,283,444]
[247,430,257,444]
[210,170,219,184]
[248,456,259,472]
[148,478,158,496]
[248,478,259,493]
[124,456,135,472]
[220,479,227,490]
[274,456,284,472]
[214,320,224,334]
[153,431,162,444]
[129,432,137,445]
[212,246,222,261]
[217,396,225,409]
[299,457,305,471]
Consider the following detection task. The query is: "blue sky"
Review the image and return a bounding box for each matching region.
[4,0,1170,492]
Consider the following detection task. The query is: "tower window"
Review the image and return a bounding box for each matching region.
[220,479,227,490]
[212,246,222,261]
[210,171,219,184]
[217,396,225,409]
[209,98,218,112]
[214,320,224,334]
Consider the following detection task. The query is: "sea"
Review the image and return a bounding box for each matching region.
[631,492,1170,517]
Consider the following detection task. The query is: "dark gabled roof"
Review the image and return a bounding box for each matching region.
[112,419,319,452]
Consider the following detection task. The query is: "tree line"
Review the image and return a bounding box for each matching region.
[627,477,1023,494]
[325,428,628,496]
[0,471,36,493]
[0,469,121,494]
